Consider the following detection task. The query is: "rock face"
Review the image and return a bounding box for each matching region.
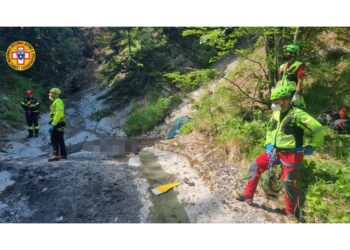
[75,88,134,138]
[65,131,99,146]
[95,102,134,137]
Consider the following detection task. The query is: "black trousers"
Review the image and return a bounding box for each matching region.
[25,112,39,130]
[50,129,67,157]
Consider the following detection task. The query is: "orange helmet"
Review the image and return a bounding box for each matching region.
[339,107,347,119]
[26,89,33,96]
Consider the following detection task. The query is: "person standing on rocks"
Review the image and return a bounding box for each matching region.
[21,89,41,139]
[233,86,324,223]
[48,88,67,162]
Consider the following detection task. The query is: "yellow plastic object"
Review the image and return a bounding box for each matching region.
[151,182,181,195]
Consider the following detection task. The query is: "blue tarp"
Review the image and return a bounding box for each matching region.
[167,116,190,139]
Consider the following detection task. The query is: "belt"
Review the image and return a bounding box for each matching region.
[276,147,304,153]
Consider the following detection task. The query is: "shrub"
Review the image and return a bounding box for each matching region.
[164,69,220,92]
[124,94,182,135]
[299,159,350,223]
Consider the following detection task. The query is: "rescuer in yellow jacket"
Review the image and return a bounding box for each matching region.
[48,88,67,162]
[277,44,306,108]
[234,86,324,223]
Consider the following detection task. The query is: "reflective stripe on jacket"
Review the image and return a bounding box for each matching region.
[21,97,40,112]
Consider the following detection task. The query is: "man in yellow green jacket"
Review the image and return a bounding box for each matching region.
[234,86,324,223]
[276,44,306,108]
[48,88,67,162]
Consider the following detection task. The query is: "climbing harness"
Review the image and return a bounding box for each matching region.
[267,149,283,193]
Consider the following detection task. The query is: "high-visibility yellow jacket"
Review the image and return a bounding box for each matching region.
[278,60,304,85]
[265,107,324,149]
[49,98,65,130]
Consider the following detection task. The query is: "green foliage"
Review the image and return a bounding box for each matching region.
[179,120,193,134]
[97,27,215,107]
[0,98,22,130]
[305,53,350,114]
[223,48,271,106]
[164,69,220,91]
[318,128,350,163]
[190,85,241,134]
[183,27,298,72]
[124,94,182,135]
[183,28,237,58]
[189,80,268,159]
[216,117,267,160]
[299,159,350,223]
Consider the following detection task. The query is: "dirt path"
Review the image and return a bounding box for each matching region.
[145,133,287,223]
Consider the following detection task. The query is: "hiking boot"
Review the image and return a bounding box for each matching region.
[61,155,67,160]
[232,191,253,205]
[34,129,39,138]
[48,155,61,162]
[26,130,34,139]
[286,213,299,223]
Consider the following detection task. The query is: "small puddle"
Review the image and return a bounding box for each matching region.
[139,150,189,223]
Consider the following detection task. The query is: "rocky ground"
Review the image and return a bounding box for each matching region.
[0,152,144,223]
[147,133,287,223]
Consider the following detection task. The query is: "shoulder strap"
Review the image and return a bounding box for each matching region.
[288,61,303,73]
[280,108,297,129]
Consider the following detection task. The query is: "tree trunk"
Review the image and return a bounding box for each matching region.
[127,29,132,55]
[275,27,284,71]
[293,27,300,43]
[264,34,276,84]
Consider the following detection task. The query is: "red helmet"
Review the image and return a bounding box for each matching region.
[339,107,347,119]
[26,89,33,96]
